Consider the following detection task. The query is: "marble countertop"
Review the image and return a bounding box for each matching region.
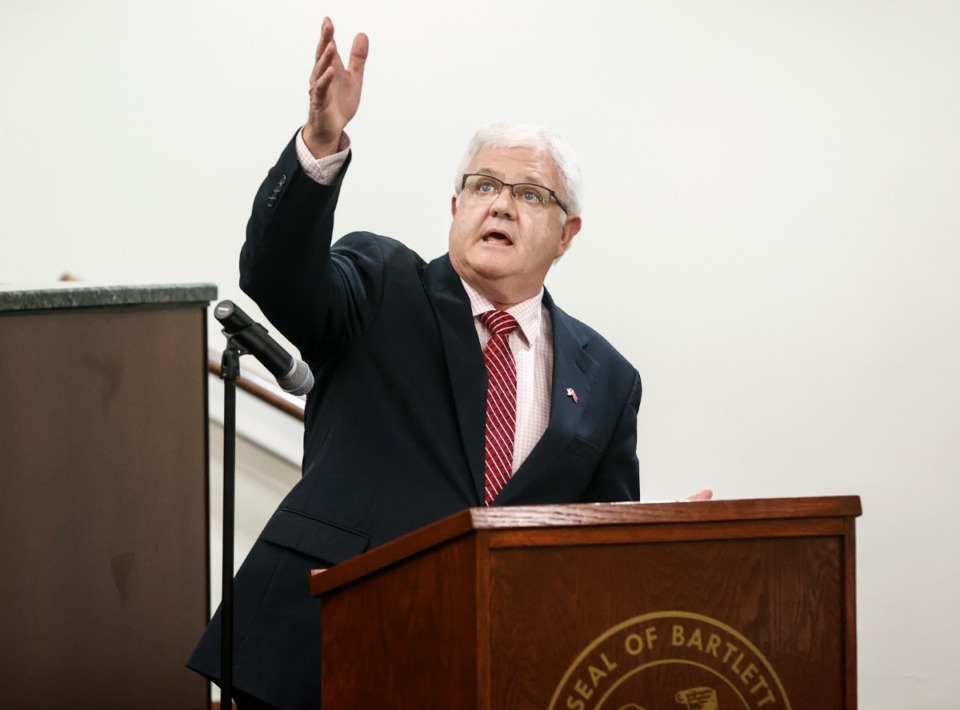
[0,282,218,312]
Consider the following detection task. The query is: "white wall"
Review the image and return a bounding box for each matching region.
[4,1,959,705]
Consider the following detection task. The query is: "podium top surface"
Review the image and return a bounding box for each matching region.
[311,495,861,597]
[0,282,218,313]
[454,495,860,530]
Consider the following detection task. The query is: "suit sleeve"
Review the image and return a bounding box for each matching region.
[238,135,384,361]
[579,369,642,503]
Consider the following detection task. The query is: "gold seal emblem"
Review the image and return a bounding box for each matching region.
[548,611,790,710]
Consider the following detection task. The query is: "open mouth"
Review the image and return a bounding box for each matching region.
[482,230,514,245]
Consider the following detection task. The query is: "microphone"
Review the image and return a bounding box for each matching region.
[214,300,314,396]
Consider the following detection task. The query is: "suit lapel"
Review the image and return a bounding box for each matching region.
[423,255,487,501]
[422,266,599,506]
[496,295,598,504]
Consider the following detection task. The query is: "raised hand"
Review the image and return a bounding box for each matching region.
[303,17,369,158]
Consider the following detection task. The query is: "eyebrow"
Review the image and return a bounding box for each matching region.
[472,169,550,186]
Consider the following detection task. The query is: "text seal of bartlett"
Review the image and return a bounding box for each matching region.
[548,611,791,710]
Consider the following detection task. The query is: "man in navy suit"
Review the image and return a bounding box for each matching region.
[189,17,652,709]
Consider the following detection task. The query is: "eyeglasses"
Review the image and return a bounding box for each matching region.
[460,173,569,214]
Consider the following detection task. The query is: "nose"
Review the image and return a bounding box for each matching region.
[488,184,517,218]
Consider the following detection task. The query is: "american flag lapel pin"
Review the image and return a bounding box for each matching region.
[566,387,578,404]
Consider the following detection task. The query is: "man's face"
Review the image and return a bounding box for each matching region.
[448,146,581,309]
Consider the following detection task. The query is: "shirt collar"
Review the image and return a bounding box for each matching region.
[460,278,544,348]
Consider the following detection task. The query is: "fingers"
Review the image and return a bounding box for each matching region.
[310,42,332,88]
[314,16,334,61]
[310,23,365,90]
[310,65,334,105]
[311,17,341,87]
[348,32,369,78]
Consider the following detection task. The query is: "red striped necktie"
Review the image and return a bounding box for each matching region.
[479,310,520,504]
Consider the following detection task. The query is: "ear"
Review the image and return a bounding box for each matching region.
[555,215,582,258]
[450,195,458,217]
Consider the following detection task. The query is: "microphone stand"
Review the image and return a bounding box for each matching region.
[218,339,244,709]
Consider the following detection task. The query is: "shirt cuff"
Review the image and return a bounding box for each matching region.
[295,129,351,184]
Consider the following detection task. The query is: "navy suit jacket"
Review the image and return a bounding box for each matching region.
[189,136,642,709]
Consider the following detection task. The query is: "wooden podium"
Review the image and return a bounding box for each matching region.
[0,283,215,710]
[311,496,860,709]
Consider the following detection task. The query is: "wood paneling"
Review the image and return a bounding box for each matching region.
[314,497,860,709]
[0,304,210,710]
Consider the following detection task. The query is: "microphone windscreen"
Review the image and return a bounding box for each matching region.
[279,358,314,396]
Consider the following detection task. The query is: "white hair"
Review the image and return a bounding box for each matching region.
[453,123,584,215]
